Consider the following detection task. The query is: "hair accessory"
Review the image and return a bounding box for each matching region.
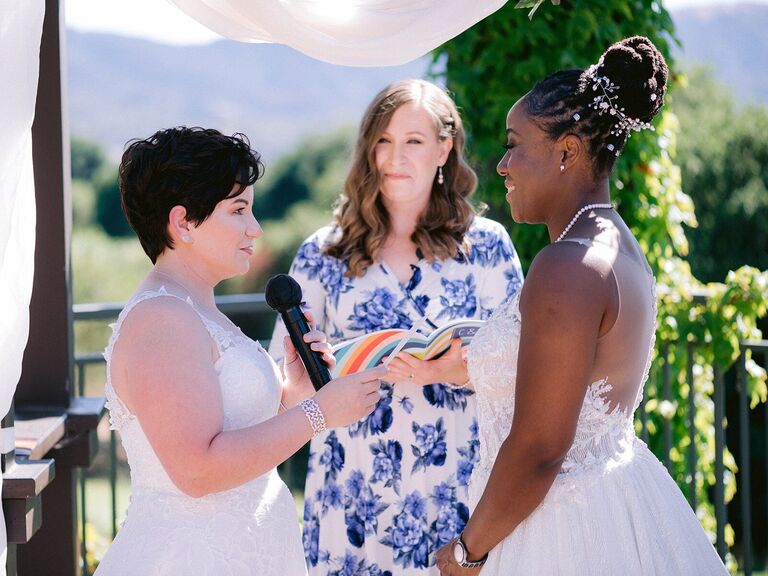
[572,113,581,122]
[437,165,444,185]
[579,57,656,156]
[299,398,327,438]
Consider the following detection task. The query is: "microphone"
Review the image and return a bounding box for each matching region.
[265,273,332,391]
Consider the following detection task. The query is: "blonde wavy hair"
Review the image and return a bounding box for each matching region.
[325,79,479,277]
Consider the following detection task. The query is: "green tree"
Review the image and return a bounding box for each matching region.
[71,136,106,181]
[433,1,768,566]
[254,126,354,220]
[674,67,768,282]
[94,166,132,237]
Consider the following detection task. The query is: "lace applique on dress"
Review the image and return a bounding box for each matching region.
[558,378,635,476]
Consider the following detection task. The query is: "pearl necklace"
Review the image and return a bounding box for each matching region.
[555,203,614,243]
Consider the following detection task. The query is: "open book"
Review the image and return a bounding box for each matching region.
[331,319,484,377]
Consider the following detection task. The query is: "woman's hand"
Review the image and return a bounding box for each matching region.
[435,540,482,576]
[314,365,387,428]
[386,339,468,387]
[281,311,336,408]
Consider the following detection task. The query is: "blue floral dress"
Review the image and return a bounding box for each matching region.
[269,216,523,575]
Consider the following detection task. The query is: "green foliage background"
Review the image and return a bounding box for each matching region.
[432,0,768,567]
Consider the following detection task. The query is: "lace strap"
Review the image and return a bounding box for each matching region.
[105,286,247,361]
[103,287,197,362]
[102,287,244,430]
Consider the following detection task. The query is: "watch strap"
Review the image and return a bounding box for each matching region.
[457,534,488,568]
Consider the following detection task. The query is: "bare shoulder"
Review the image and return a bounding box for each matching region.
[520,242,613,318]
[115,295,211,362]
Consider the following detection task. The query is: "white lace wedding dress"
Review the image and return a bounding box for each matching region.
[95,288,307,576]
[466,243,728,575]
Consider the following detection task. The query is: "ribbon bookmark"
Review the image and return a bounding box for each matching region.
[383,317,428,367]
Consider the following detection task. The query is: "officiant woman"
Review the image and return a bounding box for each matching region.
[269,79,524,575]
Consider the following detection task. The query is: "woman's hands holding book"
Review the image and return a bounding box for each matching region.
[387,339,470,388]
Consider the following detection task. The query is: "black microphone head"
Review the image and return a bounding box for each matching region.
[265,273,303,312]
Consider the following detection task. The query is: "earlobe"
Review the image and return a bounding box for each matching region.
[560,134,583,172]
[168,205,193,244]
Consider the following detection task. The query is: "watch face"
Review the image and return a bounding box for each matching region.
[453,540,465,564]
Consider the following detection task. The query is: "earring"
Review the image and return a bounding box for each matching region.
[437,165,444,185]
[559,163,565,173]
[182,234,192,243]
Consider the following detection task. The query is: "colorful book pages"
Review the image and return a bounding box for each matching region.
[331,320,484,377]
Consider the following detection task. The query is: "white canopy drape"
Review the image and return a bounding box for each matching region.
[0,0,45,571]
[169,0,508,66]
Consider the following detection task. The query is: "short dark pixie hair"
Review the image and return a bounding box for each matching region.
[119,127,263,263]
[523,36,669,177]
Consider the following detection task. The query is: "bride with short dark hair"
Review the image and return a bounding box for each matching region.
[95,126,385,575]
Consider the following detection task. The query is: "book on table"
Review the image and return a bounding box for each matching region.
[331,318,484,377]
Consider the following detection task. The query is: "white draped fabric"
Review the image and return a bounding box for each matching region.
[0,1,45,571]
[169,0,508,66]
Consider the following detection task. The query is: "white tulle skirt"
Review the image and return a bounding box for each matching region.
[470,440,728,576]
[94,470,307,576]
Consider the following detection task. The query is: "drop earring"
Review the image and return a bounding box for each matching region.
[437,165,444,185]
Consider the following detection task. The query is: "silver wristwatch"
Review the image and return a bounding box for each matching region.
[452,533,488,568]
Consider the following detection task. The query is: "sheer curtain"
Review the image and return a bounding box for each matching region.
[169,0,508,66]
[0,1,45,570]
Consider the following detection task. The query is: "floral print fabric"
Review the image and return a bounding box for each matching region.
[269,216,523,575]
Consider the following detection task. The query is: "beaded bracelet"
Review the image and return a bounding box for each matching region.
[299,398,327,438]
[451,377,471,389]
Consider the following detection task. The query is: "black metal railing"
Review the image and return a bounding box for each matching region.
[73,294,767,574]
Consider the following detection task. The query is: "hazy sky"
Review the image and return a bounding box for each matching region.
[65,0,766,46]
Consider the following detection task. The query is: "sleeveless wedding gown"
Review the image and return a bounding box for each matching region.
[466,240,727,575]
[95,288,307,576]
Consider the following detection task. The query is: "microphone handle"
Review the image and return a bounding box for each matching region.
[280,306,332,391]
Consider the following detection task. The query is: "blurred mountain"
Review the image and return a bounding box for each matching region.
[67,31,430,162]
[672,2,768,105]
[66,2,768,161]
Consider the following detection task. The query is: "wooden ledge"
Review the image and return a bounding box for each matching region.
[14,415,66,461]
[2,459,56,500]
[64,396,106,434]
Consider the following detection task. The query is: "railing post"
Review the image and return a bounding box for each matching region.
[2,405,18,576]
[687,342,697,510]
[737,350,752,575]
[662,344,672,472]
[713,366,726,560]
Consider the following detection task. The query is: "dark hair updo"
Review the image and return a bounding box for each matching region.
[523,35,669,176]
[119,127,264,263]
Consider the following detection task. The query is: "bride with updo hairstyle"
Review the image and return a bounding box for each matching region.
[435,37,728,575]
